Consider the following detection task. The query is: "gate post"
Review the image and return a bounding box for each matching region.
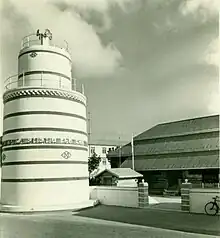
[138,180,149,208]
[181,180,192,212]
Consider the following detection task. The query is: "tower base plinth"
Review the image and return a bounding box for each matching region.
[0,200,98,213]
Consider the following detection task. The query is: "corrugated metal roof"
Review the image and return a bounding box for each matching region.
[121,154,219,171]
[135,115,219,141]
[108,115,219,158]
[109,136,219,157]
[95,168,143,179]
[108,115,219,171]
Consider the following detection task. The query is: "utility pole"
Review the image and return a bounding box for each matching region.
[118,135,121,167]
[131,133,135,170]
[88,111,92,157]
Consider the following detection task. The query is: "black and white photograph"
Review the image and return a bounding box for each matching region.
[0,0,219,237]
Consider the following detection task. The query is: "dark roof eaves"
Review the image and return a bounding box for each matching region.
[108,149,219,158]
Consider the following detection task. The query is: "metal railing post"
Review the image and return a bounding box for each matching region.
[41,72,43,86]
[9,77,11,90]
[27,37,29,47]
[82,84,85,95]
[73,78,76,91]
[59,76,61,88]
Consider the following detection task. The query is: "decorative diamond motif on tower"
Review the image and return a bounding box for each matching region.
[2,153,6,161]
[61,151,71,159]
[30,52,37,58]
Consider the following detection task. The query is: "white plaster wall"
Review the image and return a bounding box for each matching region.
[90,186,98,199]
[1,90,89,210]
[1,180,90,207]
[90,186,138,208]
[18,45,72,90]
[2,149,88,162]
[117,179,138,187]
[190,188,220,215]
[3,131,87,142]
[2,164,88,178]
[3,115,87,132]
[4,97,86,118]
[18,45,71,76]
[19,45,71,60]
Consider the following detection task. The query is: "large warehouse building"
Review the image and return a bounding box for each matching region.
[108,115,219,194]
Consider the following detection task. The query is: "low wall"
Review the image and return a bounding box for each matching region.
[90,182,148,208]
[90,186,139,208]
[190,188,220,215]
[181,182,220,215]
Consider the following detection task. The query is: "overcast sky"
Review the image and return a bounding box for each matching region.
[0,0,219,144]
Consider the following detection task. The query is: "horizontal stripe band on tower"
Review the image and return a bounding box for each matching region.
[18,70,71,81]
[1,177,88,183]
[3,128,87,136]
[2,160,88,166]
[18,50,72,62]
[4,94,86,106]
[2,145,88,152]
[4,111,87,121]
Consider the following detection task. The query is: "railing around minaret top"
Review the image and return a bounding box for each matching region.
[4,73,79,93]
[21,34,69,52]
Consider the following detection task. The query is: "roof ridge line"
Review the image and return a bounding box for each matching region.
[157,114,219,127]
[134,128,219,141]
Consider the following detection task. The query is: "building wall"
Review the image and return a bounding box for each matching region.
[139,169,220,195]
[89,144,116,170]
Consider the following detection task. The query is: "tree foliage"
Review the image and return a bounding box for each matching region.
[88,152,101,174]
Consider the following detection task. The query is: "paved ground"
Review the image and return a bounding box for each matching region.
[0,205,220,238]
[149,202,181,211]
[75,205,220,236]
[149,196,181,211]
[150,196,181,204]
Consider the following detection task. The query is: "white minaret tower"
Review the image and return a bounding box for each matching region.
[1,29,90,212]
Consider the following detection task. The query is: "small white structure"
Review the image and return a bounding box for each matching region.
[94,168,143,187]
[0,29,90,212]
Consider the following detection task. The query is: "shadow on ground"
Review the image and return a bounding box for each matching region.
[74,205,220,236]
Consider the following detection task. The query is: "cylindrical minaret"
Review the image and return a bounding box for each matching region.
[0,29,90,212]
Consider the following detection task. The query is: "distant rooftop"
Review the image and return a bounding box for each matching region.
[89,139,128,146]
[95,168,143,179]
[89,142,118,146]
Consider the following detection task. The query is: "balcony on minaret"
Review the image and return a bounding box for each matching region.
[3,29,84,94]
